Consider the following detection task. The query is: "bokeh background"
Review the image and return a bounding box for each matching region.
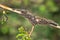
[0,0,60,40]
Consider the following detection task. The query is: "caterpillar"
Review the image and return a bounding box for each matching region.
[0,4,60,29]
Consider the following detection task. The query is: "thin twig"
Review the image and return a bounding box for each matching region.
[0,4,21,14]
[29,26,34,37]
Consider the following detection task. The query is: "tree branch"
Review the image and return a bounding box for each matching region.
[0,4,60,37]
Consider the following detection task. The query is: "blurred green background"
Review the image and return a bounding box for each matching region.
[0,0,60,40]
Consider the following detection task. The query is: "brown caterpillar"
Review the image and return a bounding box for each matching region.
[19,9,59,27]
[0,4,59,28]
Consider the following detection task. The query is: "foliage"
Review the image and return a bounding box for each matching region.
[16,27,31,40]
[1,11,8,24]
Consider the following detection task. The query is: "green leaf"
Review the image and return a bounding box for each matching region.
[16,34,24,38]
[16,27,31,40]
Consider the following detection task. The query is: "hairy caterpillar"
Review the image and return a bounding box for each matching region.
[0,4,60,28]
